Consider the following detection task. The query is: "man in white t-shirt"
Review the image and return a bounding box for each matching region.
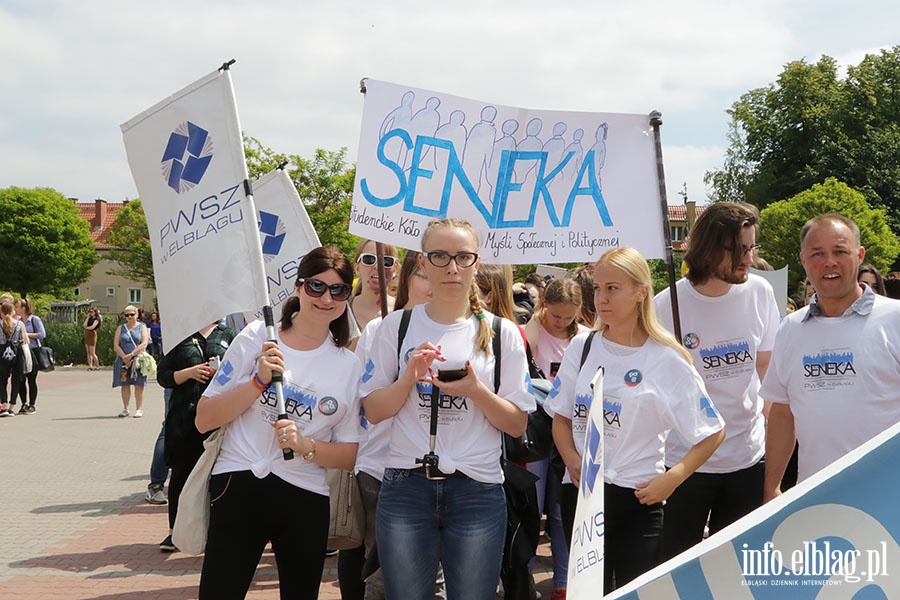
[655,202,781,559]
[762,213,900,499]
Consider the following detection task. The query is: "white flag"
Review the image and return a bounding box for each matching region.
[568,367,605,598]
[242,168,321,325]
[121,66,268,351]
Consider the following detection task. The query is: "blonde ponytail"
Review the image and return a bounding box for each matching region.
[468,282,493,355]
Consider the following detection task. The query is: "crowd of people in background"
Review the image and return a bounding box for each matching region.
[5,206,900,599]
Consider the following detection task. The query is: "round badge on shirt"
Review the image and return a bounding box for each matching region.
[318,396,338,416]
[683,332,700,349]
[624,369,643,387]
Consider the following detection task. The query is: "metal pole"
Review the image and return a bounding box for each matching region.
[649,111,682,342]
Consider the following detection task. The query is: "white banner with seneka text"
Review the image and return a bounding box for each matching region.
[350,79,665,263]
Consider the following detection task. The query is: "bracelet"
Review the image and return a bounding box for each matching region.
[251,372,269,392]
[302,438,317,462]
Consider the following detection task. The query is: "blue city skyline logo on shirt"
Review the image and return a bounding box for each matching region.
[699,340,753,370]
[803,351,856,377]
[161,121,213,193]
[214,360,234,386]
[257,210,286,261]
[603,397,622,427]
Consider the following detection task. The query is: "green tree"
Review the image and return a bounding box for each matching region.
[706,47,900,226]
[106,199,155,289]
[758,178,900,293]
[244,135,359,257]
[0,186,97,297]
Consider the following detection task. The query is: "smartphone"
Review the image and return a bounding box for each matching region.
[208,356,220,370]
[550,362,561,378]
[437,367,468,382]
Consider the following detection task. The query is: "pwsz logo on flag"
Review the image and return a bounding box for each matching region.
[161,121,213,193]
[581,417,603,496]
[258,210,286,261]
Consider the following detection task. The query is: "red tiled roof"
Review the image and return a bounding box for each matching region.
[667,204,708,221]
[74,200,127,250]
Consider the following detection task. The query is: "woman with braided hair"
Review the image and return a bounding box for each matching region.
[360,218,534,600]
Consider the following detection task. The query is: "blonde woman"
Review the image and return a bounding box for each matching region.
[113,305,149,417]
[349,239,400,331]
[361,219,534,600]
[546,247,725,591]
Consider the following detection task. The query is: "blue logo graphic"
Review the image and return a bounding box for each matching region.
[624,369,642,387]
[359,406,369,430]
[404,347,414,364]
[284,384,318,416]
[700,396,719,419]
[362,359,375,383]
[318,396,338,416]
[548,376,562,399]
[258,210,286,261]
[581,416,603,496]
[161,121,213,193]
[214,360,234,386]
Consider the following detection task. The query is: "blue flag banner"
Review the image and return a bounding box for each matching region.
[351,79,664,262]
[607,421,900,599]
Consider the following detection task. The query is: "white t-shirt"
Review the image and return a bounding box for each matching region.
[654,274,780,472]
[760,292,900,482]
[205,320,363,496]
[544,332,724,488]
[534,322,589,378]
[359,306,535,484]
[354,316,392,480]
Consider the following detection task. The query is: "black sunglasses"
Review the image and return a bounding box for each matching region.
[297,278,353,301]
[358,253,397,268]
[123,313,136,317]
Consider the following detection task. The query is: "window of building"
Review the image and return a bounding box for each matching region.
[106,287,116,297]
[128,288,142,304]
[671,225,685,242]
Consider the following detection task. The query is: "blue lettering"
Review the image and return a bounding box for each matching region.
[360,129,411,207]
[495,151,544,228]
[562,150,612,227]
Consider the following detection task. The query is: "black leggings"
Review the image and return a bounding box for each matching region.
[166,444,205,530]
[561,482,663,592]
[17,367,37,406]
[199,471,329,600]
[662,460,764,560]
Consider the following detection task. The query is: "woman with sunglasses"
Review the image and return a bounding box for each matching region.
[112,305,149,418]
[349,239,400,334]
[195,246,363,600]
[361,218,534,600]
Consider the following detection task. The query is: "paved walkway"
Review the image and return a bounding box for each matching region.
[0,368,560,599]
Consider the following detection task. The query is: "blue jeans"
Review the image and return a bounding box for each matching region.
[377,468,506,600]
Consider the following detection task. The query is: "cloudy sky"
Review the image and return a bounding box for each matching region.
[1,1,896,207]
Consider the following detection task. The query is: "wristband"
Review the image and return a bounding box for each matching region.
[251,372,269,392]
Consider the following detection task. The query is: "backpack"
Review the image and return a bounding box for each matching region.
[0,323,22,367]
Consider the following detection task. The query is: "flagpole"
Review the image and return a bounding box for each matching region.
[359,78,390,320]
[222,61,293,460]
[649,111,682,342]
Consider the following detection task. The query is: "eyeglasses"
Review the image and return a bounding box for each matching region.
[297,278,353,301]
[424,251,479,268]
[124,313,136,317]
[724,244,762,257]
[357,253,397,268]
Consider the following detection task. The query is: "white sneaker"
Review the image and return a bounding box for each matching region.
[118,409,129,418]
[133,410,143,418]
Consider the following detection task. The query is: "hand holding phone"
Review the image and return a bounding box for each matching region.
[437,367,468,382]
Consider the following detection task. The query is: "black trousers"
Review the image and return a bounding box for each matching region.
[17,366,37,406]
[199,470,329,600]
[560,482,663,591]
[663,459,764,560]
